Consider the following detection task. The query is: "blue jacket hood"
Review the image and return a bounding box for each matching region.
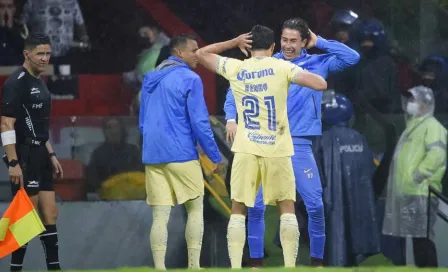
[143,56,189,95]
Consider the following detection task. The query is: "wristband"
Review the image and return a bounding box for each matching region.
[49,152,56,158]
[8,159,19,167]
[227,119,236,123]
[1,130,16,146]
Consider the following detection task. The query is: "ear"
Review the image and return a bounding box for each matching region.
[175,47,183,58]
[23,50,28,59]
[270,43,275,53]
[301,39,307,48]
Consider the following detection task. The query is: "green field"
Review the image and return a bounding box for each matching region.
[61,268,447,272]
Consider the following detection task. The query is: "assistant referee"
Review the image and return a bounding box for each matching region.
[1,33,64,271]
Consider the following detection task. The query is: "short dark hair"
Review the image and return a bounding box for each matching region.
[169,34,197,53]
[24,33,51,50]
[282,18,310,41]
[250,25,274,51]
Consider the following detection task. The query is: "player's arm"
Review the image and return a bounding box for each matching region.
[1,81,23,186]
[293,70,327,91]
[139,74,151,133]
[307,30,360,72]
[224,88,238,143]
[186,77,222,165]
[195,33,251,77]
[224,88,237,121]
[287,63,327,91]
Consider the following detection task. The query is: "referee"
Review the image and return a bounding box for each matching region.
[1,33,63,271]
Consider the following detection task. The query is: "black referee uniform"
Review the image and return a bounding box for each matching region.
[1,66,54,196]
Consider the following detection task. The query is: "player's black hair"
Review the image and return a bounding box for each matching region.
[24,33,51,50]
[282,18,310,41]
[169,34,197,54]
[250,25,275,51]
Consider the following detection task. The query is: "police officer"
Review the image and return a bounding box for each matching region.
[1,33,63,271]
[316,92,380,266]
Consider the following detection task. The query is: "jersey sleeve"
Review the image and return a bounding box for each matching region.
[284,61,304,83]
[1,80,22,118]
[216,57,242,80]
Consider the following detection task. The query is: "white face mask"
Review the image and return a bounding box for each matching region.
[406,101,420,116]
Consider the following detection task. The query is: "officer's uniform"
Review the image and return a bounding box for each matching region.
[1,67,54,196]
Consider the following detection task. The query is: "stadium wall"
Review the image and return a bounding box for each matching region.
[0,201,230,270]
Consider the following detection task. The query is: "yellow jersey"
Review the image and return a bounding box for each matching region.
[217,56,303,157]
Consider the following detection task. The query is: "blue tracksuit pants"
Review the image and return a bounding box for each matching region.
[247,144,325,259]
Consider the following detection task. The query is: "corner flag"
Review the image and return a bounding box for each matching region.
[0,188,45,258]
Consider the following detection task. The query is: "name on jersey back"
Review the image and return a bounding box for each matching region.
[238,68,274,93]
[237,67,278,146]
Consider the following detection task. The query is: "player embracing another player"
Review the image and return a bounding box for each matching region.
[195,25,327,268]
[224,18,360,267]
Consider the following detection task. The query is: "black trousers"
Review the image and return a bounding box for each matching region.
[398,237,438,267]
[412,237,438,267]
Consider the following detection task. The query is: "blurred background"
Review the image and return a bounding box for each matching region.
[0,0,448,270]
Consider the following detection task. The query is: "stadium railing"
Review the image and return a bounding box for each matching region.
[427,185,448,267]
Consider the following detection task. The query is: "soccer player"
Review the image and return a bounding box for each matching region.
[224,18,360,267]
[1,33,64,271]
[139,34,222,270]
[195,25,327,268]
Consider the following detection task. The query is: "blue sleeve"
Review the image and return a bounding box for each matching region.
[272,52,282,59]
[224,88,237,120]
[315,36,360,72]
[138,76,149,133]
[187,77,222,163]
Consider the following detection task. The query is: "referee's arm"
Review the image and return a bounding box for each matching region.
[1,81,23,186]
[45,141,63,179]
[1,117,18,162]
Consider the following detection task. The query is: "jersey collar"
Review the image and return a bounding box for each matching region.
[277,49,308,63]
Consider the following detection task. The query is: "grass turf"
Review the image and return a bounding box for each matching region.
[60,267,447,272]
[208,197,393,268]
[205,159,394,268]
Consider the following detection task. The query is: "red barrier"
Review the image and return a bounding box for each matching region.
[0,75,132,116]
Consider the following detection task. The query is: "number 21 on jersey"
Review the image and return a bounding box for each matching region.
[242,95,276,131]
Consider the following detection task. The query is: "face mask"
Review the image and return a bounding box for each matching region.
[422,78,435,88]
[406,101,420,116]
[140,37,152,46]
[361,46,375,58]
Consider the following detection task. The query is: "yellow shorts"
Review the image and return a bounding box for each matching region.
[145,160,204,206]
[230,153,296,207]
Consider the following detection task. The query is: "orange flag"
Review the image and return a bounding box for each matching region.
[0,188,45,259]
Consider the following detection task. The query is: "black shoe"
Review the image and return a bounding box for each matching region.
[311,257,324,267]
